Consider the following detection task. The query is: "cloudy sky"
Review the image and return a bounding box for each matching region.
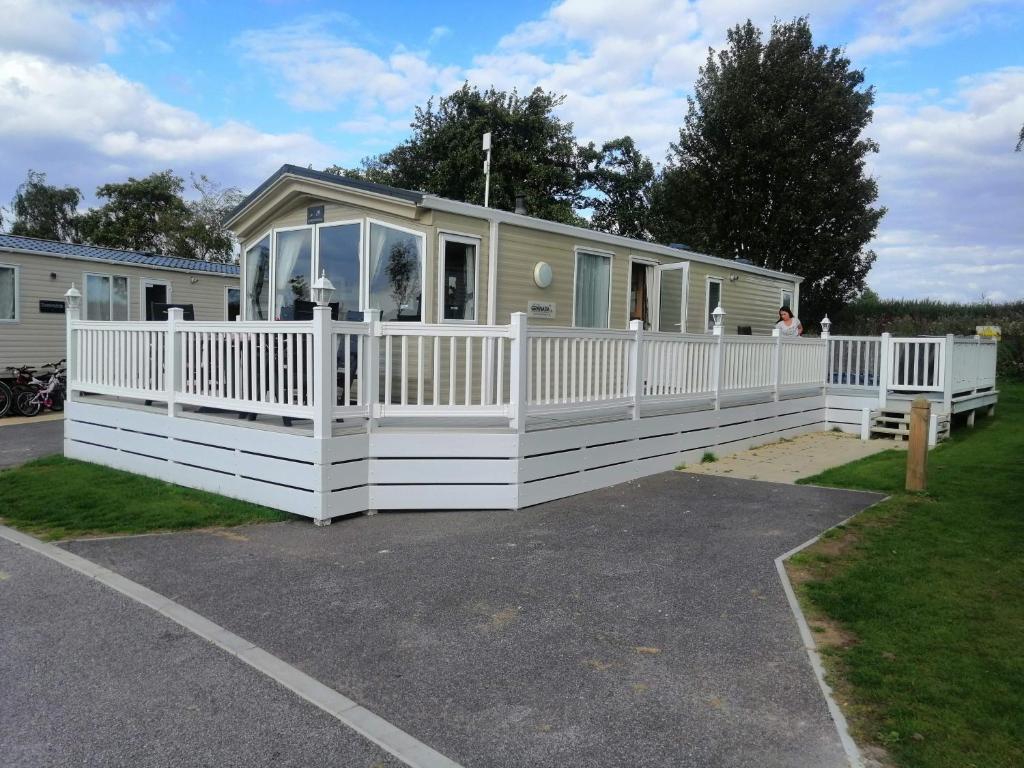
[1,0,1021,301]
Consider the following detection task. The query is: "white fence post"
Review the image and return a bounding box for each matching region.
[312,306,334,440]
[711,324,724,409]
[64,286,81,402]
[629,319,644,420]
[771,328,781,401]
[509,312,529,433]
[363,309,381,430]
[878,332,891,409]
[942,333,955,412]
[166,307,183,417]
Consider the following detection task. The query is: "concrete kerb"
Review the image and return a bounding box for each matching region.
[0,524,464,768]
[773,498,892,768]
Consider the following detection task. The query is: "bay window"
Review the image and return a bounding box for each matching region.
[273,228,312,320]
[368,221,423,322]
[318,222,361,319]
[245,235,270,320]
[574,250,612,328]
[85,273,128,321]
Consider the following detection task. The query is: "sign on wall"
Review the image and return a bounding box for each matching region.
[307,205,325,225]
[39,300,65,314]
[528,300,556,319]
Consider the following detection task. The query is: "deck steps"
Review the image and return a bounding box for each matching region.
[870,409,950,442]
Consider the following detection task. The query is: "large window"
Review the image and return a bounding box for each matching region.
[274,228,313,320]
[318,222,361,320]
[85,273,128,321]
[574,250,612,328]
[705,278,723,331]
[0,264,16,322]
[226,287,241,321]
[368,221,423,322]
[440,235,478,322]
[245,235,270,320]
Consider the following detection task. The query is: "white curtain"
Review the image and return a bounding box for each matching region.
[575,252,611,328]
[0,267,14,320]
[245,238,270,320]
[85,274,110,321]
[274,229,310,319]
[112,276,128,321]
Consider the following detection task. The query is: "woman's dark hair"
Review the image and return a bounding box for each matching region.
[779,305,793,319]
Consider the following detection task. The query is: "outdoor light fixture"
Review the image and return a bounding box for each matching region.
[64,283,81,311]
[820,315,832,336]
[711,304,725,328]
[312,269,335,307]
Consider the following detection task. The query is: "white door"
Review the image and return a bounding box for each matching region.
[654,263,688,333]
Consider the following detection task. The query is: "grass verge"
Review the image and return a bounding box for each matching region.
[787,383,1023,768]
[0,455,288,540]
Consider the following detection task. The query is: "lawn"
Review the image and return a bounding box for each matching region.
[788,382,1023,768]
[0,455,288,540]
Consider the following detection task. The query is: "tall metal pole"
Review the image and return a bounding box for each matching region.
[482,131,492,208]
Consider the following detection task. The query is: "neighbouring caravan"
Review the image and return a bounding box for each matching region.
[0,234,239,371]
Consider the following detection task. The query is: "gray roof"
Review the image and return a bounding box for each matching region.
[0,234,239,276]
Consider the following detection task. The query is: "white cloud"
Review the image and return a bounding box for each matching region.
[0,51,332,204]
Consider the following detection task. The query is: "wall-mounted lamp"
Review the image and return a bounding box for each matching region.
[729,275,740,282]
[190,276,199,284]
[50,272,57,280]
[533,261,553,289]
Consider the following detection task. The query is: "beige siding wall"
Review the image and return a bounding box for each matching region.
[0,249,237,370]
[494,224,798,334]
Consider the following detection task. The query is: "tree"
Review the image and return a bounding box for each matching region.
[75,170,240,261]
[8,170,82,241]
[651,18,885,321]
[326,84,592,224]
[585,136,656,239]
[1016,123,1023,152]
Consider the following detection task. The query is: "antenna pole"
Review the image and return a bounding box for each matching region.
[482,131,492,208]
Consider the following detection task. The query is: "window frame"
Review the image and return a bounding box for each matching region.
[83,271,130,321]
[271,223,315,321]
[781,287,794,312]
[704,276,724,332]
[314,219,363,321]
[625,254,658,329]
[365,217,427,324]
[572,246,615,329]
[437,231,481,324]
[139,277,172,320]
[225,285,241,321]
[0,262,19,324]
[241,228,272,321]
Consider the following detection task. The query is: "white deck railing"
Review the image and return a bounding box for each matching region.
[66,309,998,432]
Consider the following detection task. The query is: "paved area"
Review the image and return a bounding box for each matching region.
[0,537,400,768]
[682,431,899,483]
[61,473,882,767]
[0,417,63,469]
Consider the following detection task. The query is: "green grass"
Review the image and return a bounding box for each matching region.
[790,383,1024,768]
[701,451,718,463]
[0,455,288,540]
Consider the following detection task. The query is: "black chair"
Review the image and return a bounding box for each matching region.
[292,299,339,321]
[150,302,195,321]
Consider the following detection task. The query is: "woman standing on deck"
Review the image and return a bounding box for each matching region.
[776,306,803,336]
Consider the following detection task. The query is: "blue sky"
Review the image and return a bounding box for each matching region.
[1,0,1022,302]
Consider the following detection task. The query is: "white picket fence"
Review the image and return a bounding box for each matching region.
[67,310,998,433]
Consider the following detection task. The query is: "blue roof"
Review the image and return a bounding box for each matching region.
[0,234,240,276]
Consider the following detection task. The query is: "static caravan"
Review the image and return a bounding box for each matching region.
[225,165,802,337]
[0,234,239,372]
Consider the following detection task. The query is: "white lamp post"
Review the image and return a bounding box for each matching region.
[65,283,81,312]
[820,315,832,339]
[711,304,725,336]
[311,270,335,307]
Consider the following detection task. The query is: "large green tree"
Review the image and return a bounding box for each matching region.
[327,84,593,224]
[75,170,240,261]
[651,18,885,321]
[8,170,82,241]
[584,136,656,239]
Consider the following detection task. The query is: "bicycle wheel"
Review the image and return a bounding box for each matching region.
[15,390,41,417]
[49,390,64,412]
[0,380,12,418]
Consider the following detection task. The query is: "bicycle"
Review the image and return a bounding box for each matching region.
[0,378,12,418]
[13,360,66,417]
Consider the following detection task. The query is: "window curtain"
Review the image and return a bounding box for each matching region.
[575,252,611,328]
[245,238,270,320]
[0,267,14,320]
[85,274,110,320]
[443,241,475,320]
[274,229,310,320]
[112,276,128,321]
[368,223,421,322]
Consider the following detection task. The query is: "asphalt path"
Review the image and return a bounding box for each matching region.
[61,472,882,767]
[0,418,63,469]
[0,537,400,768]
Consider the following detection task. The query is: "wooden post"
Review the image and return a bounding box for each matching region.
[860,407,871,442]
[906,396,930,491]
[628,319,643,420]
[166,307,183,417]
[941,333,955,413]
[712,324,724,410]
[509,312,529,433]
[64,286,81,406]
[312,305,333,439]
